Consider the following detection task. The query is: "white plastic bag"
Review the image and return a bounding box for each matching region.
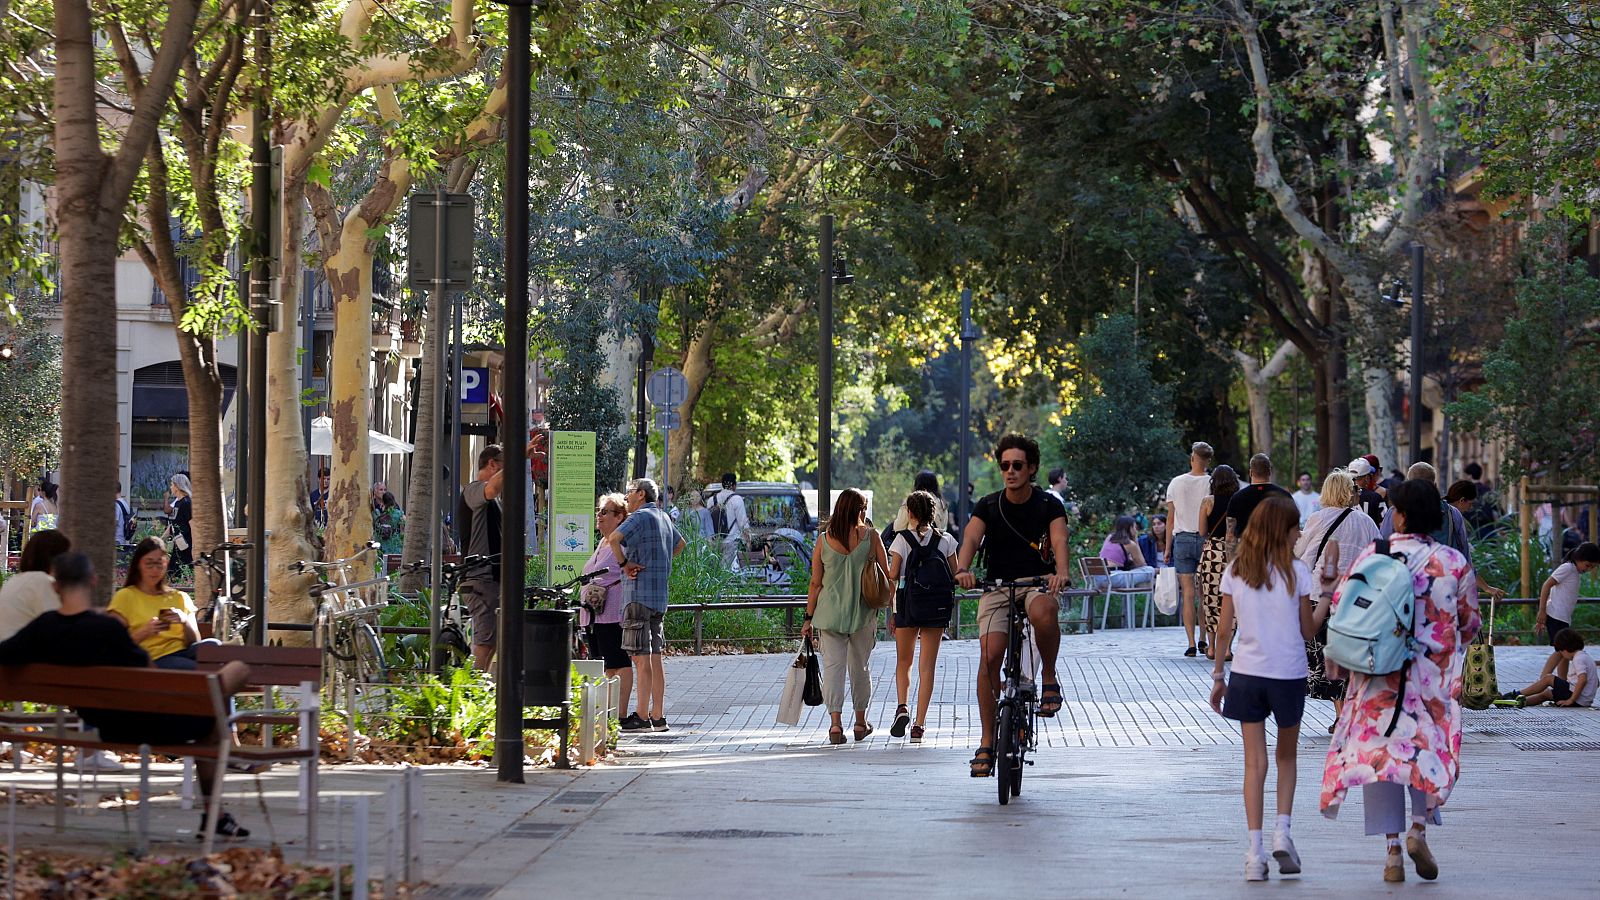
[775,654,807,726]
[1154,567,1178,615]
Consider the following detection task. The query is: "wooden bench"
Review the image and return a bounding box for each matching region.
[0,662,319,855]
[195,645,322,815]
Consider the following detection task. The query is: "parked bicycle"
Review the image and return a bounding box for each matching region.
[979,575,1051,805]
[526,569,613,662]
[193,540,253,644]
[292,542,389,712]
[392,555,491,667]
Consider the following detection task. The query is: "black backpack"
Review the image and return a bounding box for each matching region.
[710,490,733,535]
[899,529,956,626]
[118,499,136,542]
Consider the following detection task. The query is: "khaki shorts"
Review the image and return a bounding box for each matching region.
[977,588,1057,637]
[461,581,500,647]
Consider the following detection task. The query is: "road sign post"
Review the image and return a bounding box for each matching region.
[646,367,687,494]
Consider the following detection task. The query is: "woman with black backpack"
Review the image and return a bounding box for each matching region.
[885,490,959,742]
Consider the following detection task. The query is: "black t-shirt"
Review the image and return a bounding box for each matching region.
[1225,483,1292,538]
[973,486,1066,580]
[1359,489,1384,526]
[0,611,153,735]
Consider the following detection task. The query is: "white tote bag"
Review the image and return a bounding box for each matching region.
[1154,567,1179,615]
[775,654,807,726]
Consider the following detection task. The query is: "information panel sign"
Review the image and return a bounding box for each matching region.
[546,430,597,585]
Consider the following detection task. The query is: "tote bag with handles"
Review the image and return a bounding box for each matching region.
[1461,591,1500,711]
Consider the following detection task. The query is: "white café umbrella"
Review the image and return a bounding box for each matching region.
[309,415,415,456]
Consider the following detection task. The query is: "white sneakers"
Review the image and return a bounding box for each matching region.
[1272,832,1302,875]
[1246,833,1302,881]
[77,749,125,772]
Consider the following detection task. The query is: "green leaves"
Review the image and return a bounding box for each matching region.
[1446,231,1600,480]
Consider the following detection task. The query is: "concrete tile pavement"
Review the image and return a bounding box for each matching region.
[429,627,1600,898]
[4,627,1598,898]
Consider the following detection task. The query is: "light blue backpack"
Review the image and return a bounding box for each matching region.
[1325,539,1436,735]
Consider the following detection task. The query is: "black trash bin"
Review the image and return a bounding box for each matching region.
[523,608,573,707]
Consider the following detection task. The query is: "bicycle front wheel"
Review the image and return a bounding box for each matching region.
[996,701,1015,806]
[1010,706,1030,798]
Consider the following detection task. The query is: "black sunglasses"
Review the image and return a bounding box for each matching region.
[998,460,1028,472]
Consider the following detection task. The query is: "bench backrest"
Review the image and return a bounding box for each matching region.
[195,645,321,687]
[0,662,247,718]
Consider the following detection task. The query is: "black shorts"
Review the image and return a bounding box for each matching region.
[588,622,631,670]
[1553,676,1574,704]
[1547,617,1571,645]
[1222,673,1307,728]
[87,712,215,746]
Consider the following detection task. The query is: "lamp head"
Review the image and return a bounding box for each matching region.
[832,253,853,285]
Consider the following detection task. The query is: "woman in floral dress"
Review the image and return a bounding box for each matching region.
[1319,479,1480,884]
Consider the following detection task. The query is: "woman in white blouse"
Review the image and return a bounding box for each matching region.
[1294,469,1380,723]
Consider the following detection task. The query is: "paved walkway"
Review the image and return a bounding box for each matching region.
[6,627,1599,898]
[424,628,1600,898]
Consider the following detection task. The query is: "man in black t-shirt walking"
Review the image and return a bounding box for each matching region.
[1225,453,1293,554]
[954,434,1071,778]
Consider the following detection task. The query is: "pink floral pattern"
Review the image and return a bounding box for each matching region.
[1320,535,1481,819]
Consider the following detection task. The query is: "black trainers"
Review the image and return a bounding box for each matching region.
[198,811,251,840]
[619,713,651,732]
[650,718,669,733]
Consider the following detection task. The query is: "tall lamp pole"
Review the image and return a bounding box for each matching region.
[245,0,273,644]
[959,288,978,527]
[818,215,834,520]
[495,0,533,784]
[1408,241,1425,465]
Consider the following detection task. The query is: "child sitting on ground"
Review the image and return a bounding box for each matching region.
[1501,628,1597,708]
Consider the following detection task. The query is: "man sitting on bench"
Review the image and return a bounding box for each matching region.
[0,552,251,839]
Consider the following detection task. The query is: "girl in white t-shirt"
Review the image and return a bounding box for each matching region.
[1210,494,1336,882]
[886,490,959,743]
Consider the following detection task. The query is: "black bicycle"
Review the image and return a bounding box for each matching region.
[394,554,498,666]
[526,569,611,660]
[981,576,1051,805]
[193,541,253,643]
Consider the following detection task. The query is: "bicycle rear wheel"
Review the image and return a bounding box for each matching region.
[996,701,1015,806]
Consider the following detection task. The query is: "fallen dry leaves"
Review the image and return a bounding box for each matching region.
[3,845,418,898]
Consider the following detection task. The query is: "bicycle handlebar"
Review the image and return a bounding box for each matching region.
[973,576,1055,591]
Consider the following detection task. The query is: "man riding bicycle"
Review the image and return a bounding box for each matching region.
[954,434,1071,777]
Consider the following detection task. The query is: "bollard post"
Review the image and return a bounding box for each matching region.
[405,767,423,883]
[352,795,369,900]
[137,746,151,855]
[385,781,399,897]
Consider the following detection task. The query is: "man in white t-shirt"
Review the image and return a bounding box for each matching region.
[1164,442,1214,656]
[709,473,750,568]
[1537,542,1599,643]
[1291,472,1320,525]
[1504,627,1598,708]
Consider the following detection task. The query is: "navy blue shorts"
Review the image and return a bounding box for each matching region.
[1222,673,1307,727]
[1553,676,1574,704]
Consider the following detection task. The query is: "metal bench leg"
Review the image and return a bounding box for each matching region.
[138,745,151,855]
[181,757,196,810]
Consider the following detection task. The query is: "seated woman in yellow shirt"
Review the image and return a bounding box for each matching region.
[108,537,209,670]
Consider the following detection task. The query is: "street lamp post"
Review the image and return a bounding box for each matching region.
[1409,242,1425,465]
[245,0,274,645]
[494,0,533,785]
[818,215,834,520]
[959,288,978,527]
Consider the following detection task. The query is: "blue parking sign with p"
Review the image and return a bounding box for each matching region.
[461,367,489,404]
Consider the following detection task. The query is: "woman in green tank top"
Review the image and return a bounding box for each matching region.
[802,488,889,744]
